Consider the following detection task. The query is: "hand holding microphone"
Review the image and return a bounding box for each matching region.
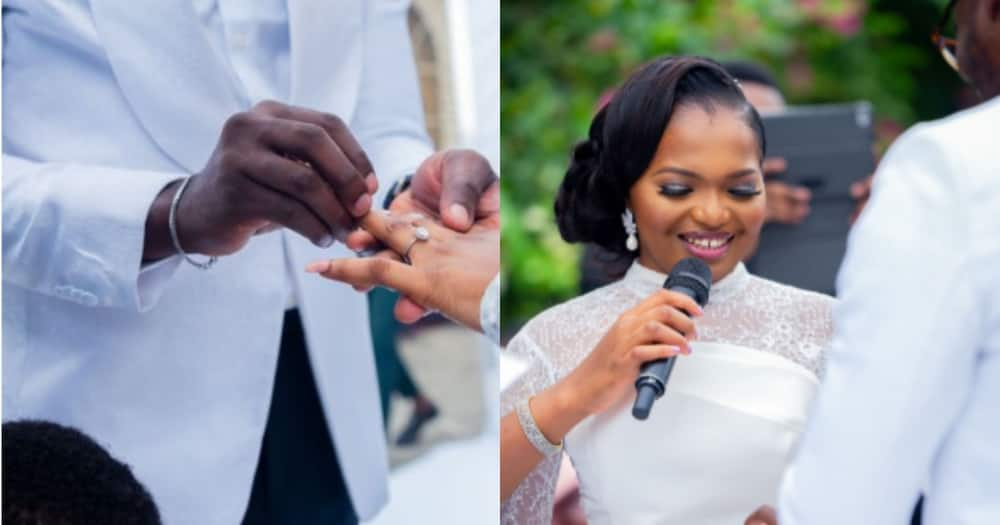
[556,282,703,418]
[633,258,712,420]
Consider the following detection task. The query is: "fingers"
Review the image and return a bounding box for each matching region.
[632,318,692,354]
[345,228,379,252]
[633,289,704,318]
[395,296,429,324]
[252,100,376,186]
[641,304,697,340]
[474,180,501,230]
[437,150,498,231]
[257,116,372,218]
[629,344,683,363]
[762,157,787,175]
[357,211,445,263]
[744,505,778,525]
[248,183,336,247]
[621,290,704,353]
[242,153,352,237]
[765,181,811,224]
[306,256,431,304]
[850,175,873,200]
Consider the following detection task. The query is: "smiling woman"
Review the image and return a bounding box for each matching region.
[500,56,836,525]
[555,56,768,283]
[630,103,766,280]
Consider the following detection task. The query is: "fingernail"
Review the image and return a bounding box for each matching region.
[305,261,327,273]
[319,234,335,248]
[449,203,469,227]
[365,172,378,193]
[352,194,372,216]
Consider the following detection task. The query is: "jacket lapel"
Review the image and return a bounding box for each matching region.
[90,0,246,173]
[287,0,363,121]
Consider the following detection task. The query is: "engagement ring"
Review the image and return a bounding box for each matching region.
[402,226,431,264]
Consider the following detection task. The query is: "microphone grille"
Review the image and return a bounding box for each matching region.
[664,258,712,307]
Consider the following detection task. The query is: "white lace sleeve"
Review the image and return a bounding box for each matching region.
[500,326,561,525]
[500,284,632,524]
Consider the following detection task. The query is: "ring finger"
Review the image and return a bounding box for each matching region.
[358,211,442,264]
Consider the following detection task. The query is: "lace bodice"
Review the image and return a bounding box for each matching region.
[501,262,834,524]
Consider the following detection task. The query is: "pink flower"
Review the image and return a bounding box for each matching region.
[825,13,862,36]
[588,28,619,54]
[797,0,821,14]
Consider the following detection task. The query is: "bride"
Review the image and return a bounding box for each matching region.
[501,56,834,524]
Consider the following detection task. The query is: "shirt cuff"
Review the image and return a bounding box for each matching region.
[480,274,500,344]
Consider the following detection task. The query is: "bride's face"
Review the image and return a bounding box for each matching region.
[627,103,766,282]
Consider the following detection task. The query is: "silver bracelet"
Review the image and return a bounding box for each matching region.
[515,397,563,457]
[169,176,218,270]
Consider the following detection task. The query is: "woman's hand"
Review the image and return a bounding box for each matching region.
[344,150,499,322]
[555,289,703,416]
[306,210,498,332]
[500,288,703,502]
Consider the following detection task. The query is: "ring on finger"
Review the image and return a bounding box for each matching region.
[402,226,431,264]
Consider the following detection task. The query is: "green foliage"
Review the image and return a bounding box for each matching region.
[502,0,961,330]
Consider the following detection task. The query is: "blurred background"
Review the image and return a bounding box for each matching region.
[500,0,970,336]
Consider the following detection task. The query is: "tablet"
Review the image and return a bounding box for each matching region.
[747,102,876,296]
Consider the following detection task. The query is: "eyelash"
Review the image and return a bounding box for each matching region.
[659,184,692,197]
[729,186,763,198]
[658,184,762,198]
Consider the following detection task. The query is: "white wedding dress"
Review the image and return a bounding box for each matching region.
[501,262,834,525]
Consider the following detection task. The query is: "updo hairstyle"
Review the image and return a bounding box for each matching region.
[554,56,767,259]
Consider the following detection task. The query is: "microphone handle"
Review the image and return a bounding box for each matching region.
[631,285,697,420]
[632,357,676,420]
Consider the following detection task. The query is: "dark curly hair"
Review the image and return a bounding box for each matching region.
[3,420,161,525]
[555,56,766,260]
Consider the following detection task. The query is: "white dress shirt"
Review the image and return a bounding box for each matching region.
[2,1,432,522]
[778,95,1000,524]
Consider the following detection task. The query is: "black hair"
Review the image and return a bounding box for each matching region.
[721,60,782,92]
[555,56,766,259]
[3,420,162,525]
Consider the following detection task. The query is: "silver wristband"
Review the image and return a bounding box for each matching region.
[169,176,218,270]
[515,397,563,457]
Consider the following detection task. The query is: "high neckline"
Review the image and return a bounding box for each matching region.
[623,260,750,305]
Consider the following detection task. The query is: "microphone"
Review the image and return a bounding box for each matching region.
[632,258,711,420]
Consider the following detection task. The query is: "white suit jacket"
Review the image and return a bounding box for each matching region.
[778,96,1000,523]
[2,1,432,523]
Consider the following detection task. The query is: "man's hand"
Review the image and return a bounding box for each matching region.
[345,149,498,322]
[143,100,377,262]
[744,505,778,525]
[762,157,811,225]
[849,174,873,224]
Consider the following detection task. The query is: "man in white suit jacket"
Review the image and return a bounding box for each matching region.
[746,1,1000,523]
[2,1,497,523]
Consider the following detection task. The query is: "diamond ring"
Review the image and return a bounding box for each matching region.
[402,226,431,264]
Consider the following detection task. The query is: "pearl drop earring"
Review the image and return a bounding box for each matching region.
[622,208,638,251]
